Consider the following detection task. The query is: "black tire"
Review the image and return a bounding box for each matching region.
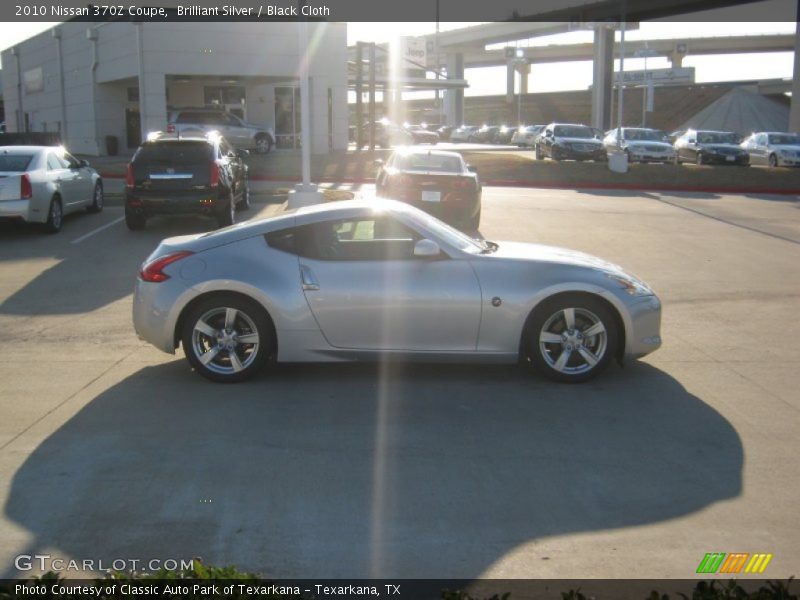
[769,154,778,168]
[254,134,273,155]
[465,205,481,230]
[235,179,251,211]
[217,191,235,228]
[696,153,704,166]
[44,196,63,234]
[88,181,104,213]
[524,294,619,383]
[125,206,146,230]
[181,294,273,383]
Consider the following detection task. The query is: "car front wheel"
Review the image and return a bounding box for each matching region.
[769,154,778,168]
[255,134,273,155]
[525,294,619,383]
[182,295,273,383]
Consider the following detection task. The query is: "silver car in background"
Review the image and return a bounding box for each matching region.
[0,145,103,233]
[602,127,676,163]
[133,200,661,384]
[740,132,800,167]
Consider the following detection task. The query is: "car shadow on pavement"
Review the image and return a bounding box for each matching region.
[4,359,742,578]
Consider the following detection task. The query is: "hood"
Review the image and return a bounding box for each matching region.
[490,241,625,273]
[557,137,601,145]
[626,140,672,149]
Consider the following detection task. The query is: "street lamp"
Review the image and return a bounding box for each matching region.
[635,45,658,127]
[511,49,527,127]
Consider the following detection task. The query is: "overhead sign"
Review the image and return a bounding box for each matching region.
[614,67,695,86]
[399,37,427,69]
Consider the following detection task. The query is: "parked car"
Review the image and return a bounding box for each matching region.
[436,125,454,141]
[511,125,544,147]
[404,124,440,145]
[536,123,606,161]
[365,121,413,148]
[167,108,275,154]
[0,145,103,233]
[493,125,515,145]
[375,149,481,230]
[125,132,250,231]
[474,125,501,144]
[740,132,800,167]
[674,130,749,166]
[132,199,662,384]
[602,127,677,163]
[449,126,480,143]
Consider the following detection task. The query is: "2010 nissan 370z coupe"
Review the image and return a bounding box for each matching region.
[133,199,662,383]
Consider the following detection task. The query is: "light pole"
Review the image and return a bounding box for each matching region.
[512,48,527,127]
[635,45,657,127]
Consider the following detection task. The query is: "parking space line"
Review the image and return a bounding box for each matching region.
[70,216,125,245]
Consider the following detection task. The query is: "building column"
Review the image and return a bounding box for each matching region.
[591,26,614,131]
[519,64,529,94]
[444,52,463,127]
[790,17,800,132]
[506,62,515,104]
[136,24,168,141]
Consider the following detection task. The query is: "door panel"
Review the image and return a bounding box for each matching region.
[299,258,482,351]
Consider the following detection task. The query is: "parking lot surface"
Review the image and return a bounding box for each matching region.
[1,187,798,579]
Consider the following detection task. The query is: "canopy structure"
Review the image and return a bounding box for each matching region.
[680,87,790,134]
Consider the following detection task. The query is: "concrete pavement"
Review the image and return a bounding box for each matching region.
[1,187,798,581]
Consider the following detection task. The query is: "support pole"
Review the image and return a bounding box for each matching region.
[369,42,376,151]
[790,11,800,131]
[355,42,363,150]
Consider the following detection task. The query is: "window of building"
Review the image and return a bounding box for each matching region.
[204,86,246,106]
[23,67,44,94]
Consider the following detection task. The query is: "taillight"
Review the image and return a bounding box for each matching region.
[209,162,220,188]
[166,124,176,133]
[452,177,473,190]
[138,251,194,283]
[20,174,33,199]
[126,163,135,188]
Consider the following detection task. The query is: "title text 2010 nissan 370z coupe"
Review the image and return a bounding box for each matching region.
[133,200,662,383]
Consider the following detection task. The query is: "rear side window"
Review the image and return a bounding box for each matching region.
[175,112,222,125]
[0,155,34,172]
[134,142,213,165]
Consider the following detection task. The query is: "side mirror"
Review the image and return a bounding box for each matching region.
[545,131,553,138]
[374,159,384,167]
[78,159,89,168]
[236,149,250,158]
[413,239,441,258]
[466,164,477,173]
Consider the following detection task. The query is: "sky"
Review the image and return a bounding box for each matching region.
[0,21,795,96]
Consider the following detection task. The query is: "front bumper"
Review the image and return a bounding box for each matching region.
[554,145,607,160]
[625,294,663,360]
[629,151,676,163]
[703,153,749,165]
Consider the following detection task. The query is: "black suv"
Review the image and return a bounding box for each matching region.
[125,133,250,230]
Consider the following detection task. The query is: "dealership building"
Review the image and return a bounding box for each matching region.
[0,21,349,154]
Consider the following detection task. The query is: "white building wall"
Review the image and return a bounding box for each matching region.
[1,21,348,155]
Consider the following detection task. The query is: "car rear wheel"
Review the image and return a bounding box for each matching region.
[44,196,63,234]
[125,206,146,230]
[182,295,273,383]
[255,134,273,155]
[88,182,104,213]
[525,294,619,383]
[217,191,235,228]
[235,180,251,211]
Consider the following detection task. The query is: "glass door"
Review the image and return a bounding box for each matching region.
[274,86,301,149]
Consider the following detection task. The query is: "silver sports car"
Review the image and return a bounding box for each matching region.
[0,145,104,232]
[133,199,661,383]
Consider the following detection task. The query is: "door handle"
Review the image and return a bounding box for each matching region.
[300,265,319,291]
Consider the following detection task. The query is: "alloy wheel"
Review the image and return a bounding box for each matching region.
[538,307,608,376]
[191,307,261,376]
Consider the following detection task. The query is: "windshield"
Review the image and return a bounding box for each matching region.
[697,132,739,144]
[768,134,800,145]
[394,153,463,173]
[554,125,594,139]
[624,129,663,141]
[403,209,484,253]
[0,155,34,172]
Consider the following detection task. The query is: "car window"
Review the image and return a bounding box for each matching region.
[697,132,738,144]
[62,152,81,168]
[769,134,800,145]
[394,154,463,173]
[0,154,34,172]
[46,154,64,170]
[554,125,593,138]
[135,141,213,165]
[296,217,420,261]
[625,129,661,141]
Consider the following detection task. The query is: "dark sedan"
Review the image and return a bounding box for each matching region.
[375,149,482,230]
[674,130,749,166]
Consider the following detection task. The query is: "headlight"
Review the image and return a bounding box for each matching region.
[608,273,654,297]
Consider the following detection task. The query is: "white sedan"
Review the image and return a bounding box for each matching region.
[0,145,103,233]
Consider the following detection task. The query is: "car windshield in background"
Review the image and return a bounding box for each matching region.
[625,129,662,141]
[396,154,462,172]
[769,134,800,145]
[697,132,739,144]
[136,142,212,164]
[0,155,34,172]
[555,126,594,138]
